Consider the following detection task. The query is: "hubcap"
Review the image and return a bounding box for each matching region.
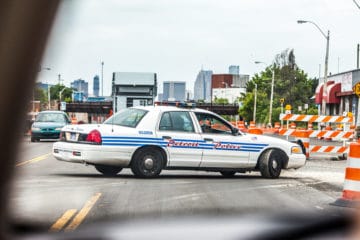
[144,157,154,170]
[272,159,278,169]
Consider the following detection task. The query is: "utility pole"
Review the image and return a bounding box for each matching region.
[253,83,257,122]
[101,61,104,96]
[357,44,359,69]
[297,20,330,115]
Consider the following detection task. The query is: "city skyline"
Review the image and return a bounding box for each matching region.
[37,0,360,96]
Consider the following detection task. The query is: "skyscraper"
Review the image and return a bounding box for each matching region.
[194,70,213,102]
[163,81,186,102]
[93,75,99,97]
[71,79,89,100]
[229,65,240,75]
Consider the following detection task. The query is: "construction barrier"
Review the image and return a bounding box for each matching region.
[249,121,256,129]
[280,114,353,123]
[332,140,360,208]
[278,129,352,159]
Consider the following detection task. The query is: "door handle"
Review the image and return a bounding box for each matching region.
[162,136,172,140]
[204,138,213,142]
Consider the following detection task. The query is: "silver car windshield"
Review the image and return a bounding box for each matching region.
[103,108,148,128]
[35,113,67,123]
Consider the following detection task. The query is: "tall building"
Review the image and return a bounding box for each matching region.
[212,74,233,88]
[229,65,240,75]
[93,75,99,97]
[163,81,186,102]
[194,70,213,102]
[232,74,250,88]
[71,79,89,101]
[112,72,157,111]
[211,71,249,104]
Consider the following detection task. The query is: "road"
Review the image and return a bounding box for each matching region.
[10,137,350,233]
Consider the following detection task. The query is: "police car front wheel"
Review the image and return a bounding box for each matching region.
[259,149,283,179]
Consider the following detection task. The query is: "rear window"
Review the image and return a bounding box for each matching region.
[35,113,68,123]
[103,108,148,128]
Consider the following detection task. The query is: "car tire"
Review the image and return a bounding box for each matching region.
[220,171,236,177]
[259,149,282,179]
[131,148,163,178]
[94,165,122,176]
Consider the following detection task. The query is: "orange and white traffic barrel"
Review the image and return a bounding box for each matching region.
[71,117,77,125]
[324,125,332,141]
[248,128,263,135]
[332,139,360,207]
[237,121,246,131]
[274,122,280,129]
[307,122,313,130]
[290,122,296,129]
[249,121,256,129]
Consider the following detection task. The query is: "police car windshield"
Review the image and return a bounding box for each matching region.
[103,108,148,128]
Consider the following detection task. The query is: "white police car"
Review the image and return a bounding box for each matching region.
[53,105,306,178]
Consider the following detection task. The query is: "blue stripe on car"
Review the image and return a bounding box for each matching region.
[101,136,268,152]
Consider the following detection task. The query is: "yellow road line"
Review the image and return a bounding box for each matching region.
[49,209,77,232]
[65,192,102,231]
[16,153,51,167]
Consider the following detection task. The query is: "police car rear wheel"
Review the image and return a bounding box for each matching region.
[259,149,282,179]
[131,148,163,178]
[94,165,123,176]
[220,171,236,177]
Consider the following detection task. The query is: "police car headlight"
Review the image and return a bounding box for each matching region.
[291,146,302,154]
[31,127,40,131]
[55,127,62,131]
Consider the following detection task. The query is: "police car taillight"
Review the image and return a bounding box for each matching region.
[86,130,102,144]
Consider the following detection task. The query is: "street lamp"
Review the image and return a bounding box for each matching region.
[297,20,330,115]
[354,0,360,9]
[255,61,275,126]
[37,66,51,110]
[59,86,66,102]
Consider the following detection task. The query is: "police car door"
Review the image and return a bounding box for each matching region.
[195,112,250,168]
[157,111,203,167]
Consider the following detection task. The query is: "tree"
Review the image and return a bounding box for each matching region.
[239,49,318,124]
[50,84,73,103]
[34,87,47,103]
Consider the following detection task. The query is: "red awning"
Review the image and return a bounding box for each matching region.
[315,83,323,104]
[326,82,341,103]
[315,81,340,104]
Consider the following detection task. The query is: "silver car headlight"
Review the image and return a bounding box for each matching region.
[55,127,63,131]
[31,127,40,131]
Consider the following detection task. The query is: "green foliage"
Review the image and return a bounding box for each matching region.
[214,97,229,104]
[34,88,47,103]
[50,84,73,102]
[239,49,318,124]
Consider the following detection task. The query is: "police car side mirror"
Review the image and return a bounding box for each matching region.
[231,128,239,136]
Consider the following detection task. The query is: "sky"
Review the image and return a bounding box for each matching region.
[38,0,360,96]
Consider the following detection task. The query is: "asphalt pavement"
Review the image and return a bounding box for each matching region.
[9,137,351,233]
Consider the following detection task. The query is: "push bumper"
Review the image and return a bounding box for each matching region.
[285,154,306,169]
